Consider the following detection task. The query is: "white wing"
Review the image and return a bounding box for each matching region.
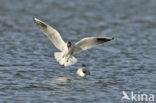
[69,37,114,54]
[33,18,66,51]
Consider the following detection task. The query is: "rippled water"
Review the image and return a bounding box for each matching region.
[0,0,156,103]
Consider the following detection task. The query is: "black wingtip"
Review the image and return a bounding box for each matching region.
[112,37,114,40]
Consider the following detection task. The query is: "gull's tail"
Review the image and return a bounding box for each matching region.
[54,52,77,66]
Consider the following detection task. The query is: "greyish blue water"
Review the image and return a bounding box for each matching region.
[0,0,156,103]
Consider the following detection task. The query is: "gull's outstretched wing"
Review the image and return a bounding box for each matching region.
[69,37,114,54]
[33,18,66,51]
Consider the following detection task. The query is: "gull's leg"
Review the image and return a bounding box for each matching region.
[66,55,70,62]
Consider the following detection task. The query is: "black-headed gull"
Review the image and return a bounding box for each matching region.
[77,64,90,77]
[33,18,114,66]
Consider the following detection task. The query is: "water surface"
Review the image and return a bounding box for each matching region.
[0,0,156,103]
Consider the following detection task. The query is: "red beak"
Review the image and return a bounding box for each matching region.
[68,45,71,50]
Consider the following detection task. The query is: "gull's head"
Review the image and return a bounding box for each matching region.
[67,41,71,50]
[77,64,90,77]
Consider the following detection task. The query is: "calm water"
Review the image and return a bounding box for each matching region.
[0,0,156,103]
